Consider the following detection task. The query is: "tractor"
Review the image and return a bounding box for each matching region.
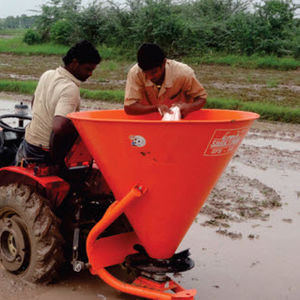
[0,102,259,299]
[0,103,137,284]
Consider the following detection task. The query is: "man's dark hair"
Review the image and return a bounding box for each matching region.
[137,43,166,71]
[63,40,101,65]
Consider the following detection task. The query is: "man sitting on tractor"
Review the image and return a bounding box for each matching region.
[15,40,101,169]
[124,43,207,118]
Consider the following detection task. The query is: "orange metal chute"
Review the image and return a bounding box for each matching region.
[86,185,145,270]
[69,108,259,299]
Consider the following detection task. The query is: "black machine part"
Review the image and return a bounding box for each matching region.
[0,114,32,134]
[124,244,194,281]
[0,109,32,167]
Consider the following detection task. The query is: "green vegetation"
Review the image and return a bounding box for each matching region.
[17,0,300,59]
[205,98,300,123]
[0,15,37,30]
[0,36,68,55]
[80,89,124,102]
[0,35,122,60]
[0,80,37,94]
[0,35,299,70]
[0,28,25,36]
[0,79,299,123]
[184,54,300,71]
[0,80,124,102]
[2,0,300,58]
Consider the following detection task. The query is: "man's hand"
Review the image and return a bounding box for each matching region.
[175,102,190,118]
[175,97,206,118]
[157,104,172,116]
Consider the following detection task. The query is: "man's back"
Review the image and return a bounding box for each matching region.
[25,67,81,149]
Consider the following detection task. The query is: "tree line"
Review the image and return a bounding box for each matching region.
[0,15,37,29]
[6,0,300,58]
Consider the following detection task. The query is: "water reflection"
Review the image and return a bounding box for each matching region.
[0,98,31,113]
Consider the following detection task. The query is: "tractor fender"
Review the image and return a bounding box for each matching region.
[0,166,70,208]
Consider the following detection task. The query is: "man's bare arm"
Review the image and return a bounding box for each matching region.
[124,102,171,116]
[177,96,206,118]
[124,102,158,115]
[50,116,78,166]
[31,95,35,108]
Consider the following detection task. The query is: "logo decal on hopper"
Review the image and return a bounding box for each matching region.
[130,135,146,147]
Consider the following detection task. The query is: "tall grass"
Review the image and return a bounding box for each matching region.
[184,54,300,70]
[0,79,299,123]
[0,80,37,94]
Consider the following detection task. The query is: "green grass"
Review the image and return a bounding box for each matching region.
[1,34,299,70]
[184,54,300,71]
[205,98,300,123]
[266,79,279,88]
[0,80,124,102]
[0,28,25,36]
[80,89,124,102]
[0,79,299,123]
[0,35,123,59]
[0,80,37,94]
[0,36,69,56]
[99,60,118,71]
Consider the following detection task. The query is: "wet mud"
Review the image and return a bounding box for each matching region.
[1,53,300,107]
[0,96,300,299]
[200,120,300,237]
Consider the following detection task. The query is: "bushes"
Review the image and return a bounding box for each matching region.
[128,0,184,53]
[23,29,42,45]
[76,3,106,45]
[21,0,300,58]
[50,20,74,45]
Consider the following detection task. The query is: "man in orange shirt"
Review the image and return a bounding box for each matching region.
[124,43,207,118]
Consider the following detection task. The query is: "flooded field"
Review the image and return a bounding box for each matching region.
[1,53,300,107]
[0,96,31,113]
[0,95,299,299]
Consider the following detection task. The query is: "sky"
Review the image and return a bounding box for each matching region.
[0,0,93,18]
[0,0,299,18]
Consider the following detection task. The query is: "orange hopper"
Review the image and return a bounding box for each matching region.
[68,109,259,300]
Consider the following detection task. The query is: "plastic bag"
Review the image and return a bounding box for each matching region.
[162,106,181,121]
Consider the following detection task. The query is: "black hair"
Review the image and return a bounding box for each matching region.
[63,40,101,66]
[137,43,166,71]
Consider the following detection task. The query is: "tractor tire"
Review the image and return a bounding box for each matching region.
[0,183,65,283]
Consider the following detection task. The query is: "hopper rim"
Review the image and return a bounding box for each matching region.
[68,108,260,124]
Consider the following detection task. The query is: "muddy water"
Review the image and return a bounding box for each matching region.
[187,120,300,300]
[0,97,31,113]
[0,96,299,300]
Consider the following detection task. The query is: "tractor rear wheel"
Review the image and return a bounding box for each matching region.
[0,183,65,283]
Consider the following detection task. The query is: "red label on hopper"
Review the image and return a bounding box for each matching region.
[204,128,249,156]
